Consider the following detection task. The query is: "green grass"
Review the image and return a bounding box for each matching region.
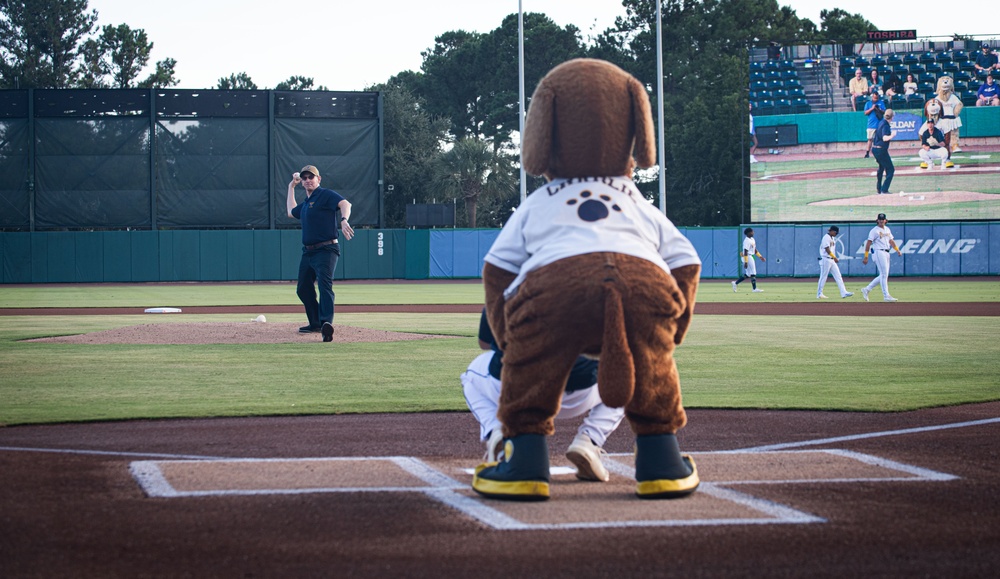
[1,291,998,424]
[0,282,486,309]
[2,279,997,309]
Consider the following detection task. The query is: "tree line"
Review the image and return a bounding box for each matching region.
[2,0,878,228]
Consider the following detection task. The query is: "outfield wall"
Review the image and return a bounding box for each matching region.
[756,107,1000,143]
[1,224,997,284]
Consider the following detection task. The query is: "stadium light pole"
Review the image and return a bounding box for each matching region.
[657,0,666,215]
[518,1,527,202]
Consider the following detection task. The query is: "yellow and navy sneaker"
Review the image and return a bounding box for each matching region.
[634,433,700,499]
[472,433,550,501]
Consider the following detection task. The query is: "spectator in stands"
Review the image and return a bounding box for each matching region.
[882,71,903,102]
[749,103,759,163]
[767,42,782,61]
[918,119,949,170]
[849,68,869,111]
[864,91,886,158]
[869,70,884,96]
[974,45,999,77]
[977,74,1000,106]
[903,74,918,97]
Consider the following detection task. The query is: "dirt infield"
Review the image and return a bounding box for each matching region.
[1,404,998,577]
[1,296,998,577]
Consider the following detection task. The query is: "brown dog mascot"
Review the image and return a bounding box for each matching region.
[473,59,702,501]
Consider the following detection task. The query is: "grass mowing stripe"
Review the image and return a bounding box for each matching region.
[1,280,997,309]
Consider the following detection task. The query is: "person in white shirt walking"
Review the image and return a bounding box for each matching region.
[732,228,765,293]
[861,213,903,302]
[817,226,854,299]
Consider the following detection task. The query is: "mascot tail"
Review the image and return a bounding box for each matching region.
[597,285,635,408]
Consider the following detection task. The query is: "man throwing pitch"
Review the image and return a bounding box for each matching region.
[287,165,355,342]
[817,226,853,299]
[861,213,902,302]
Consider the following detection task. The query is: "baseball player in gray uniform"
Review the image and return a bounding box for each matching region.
[732,227,765,293]
[861,213,902,302]
[461,310,625,482]
[817,226,854,299]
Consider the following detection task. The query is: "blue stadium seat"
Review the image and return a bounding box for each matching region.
[750,62,765,73]
[764,60,781,71]
[791,98,811,114]
[918,72,937,85]
[751,71,765,82]
[890,95,907,109]
[780,69,798,80]
[893,64,909,77]
[926,63,943,75]
[766,80,784,91]
[765,70,782,82]
[908,64,926,75]
[887,54,904,66]
[955,70,973,82]
[952,49,969,63]
[784,78,803,89]
[919,52,937,64]
[787,87,806,98]
[961,91,979,106]
[903,53,919,66]
[942,62,959,74]
[751,80,767,92]
[954,80,969,92]
[871,55,886,66]
[936,51,953,63]
[756,99,776,115]
[771,89,790,100]
[775,98,794,114]
[854,56,870,67]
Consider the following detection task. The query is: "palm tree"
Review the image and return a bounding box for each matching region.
[433,138,516,228]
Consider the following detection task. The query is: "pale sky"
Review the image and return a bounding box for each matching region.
[85,0,989,91]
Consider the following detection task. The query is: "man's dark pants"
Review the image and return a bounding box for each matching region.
[873,147,894,193]
[297,245,340,328]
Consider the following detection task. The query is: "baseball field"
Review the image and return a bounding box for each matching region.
[1,278,998,577]
[750,146,1000,222]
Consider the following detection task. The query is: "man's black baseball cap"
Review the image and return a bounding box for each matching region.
[877,213,887,220]
[828,225,839,233]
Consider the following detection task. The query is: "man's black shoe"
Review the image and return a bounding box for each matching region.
[299,325,321,334]
[322,322,334,343]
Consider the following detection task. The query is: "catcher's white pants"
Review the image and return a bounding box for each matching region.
[817,258,849,297]
[918,147,948,166]
[461,352,625,447]
[864,250,892,298]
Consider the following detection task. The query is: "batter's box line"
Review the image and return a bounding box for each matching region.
[129,456,466,499]
[425,483,825,531]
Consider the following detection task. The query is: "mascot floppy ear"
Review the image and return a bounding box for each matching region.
[628,74,657,169]
[522,82,554,177]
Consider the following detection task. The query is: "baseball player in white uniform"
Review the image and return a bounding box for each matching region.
[462,311,625,482]
[732,227,765,292]
[817,225,854,299]
[861,213,903,302]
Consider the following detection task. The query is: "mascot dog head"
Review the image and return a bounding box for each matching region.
[522,59,656,181]
[936,75,955,99]
[924,98,943,122]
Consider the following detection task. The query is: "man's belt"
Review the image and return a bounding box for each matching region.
[880,249,890,252]
[304,239,338,250]
[942,115,956,119]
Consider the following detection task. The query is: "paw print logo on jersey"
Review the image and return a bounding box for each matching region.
[566,190,622,222]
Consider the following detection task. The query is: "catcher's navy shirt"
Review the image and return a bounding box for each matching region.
[291,187,345,246]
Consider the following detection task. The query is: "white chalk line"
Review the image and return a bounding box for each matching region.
[6,416,989,531]
[732,417,1000,452]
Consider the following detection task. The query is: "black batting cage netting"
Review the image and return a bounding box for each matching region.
[0,89,382,231]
